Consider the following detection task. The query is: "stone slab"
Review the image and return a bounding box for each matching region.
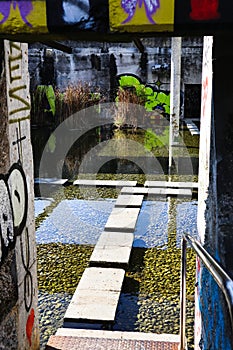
[47,334,180,350]
[73,180,137,187]
[120,187,149,195]
[34,178,68,185]
[77,267,125,291]
[105,208,140,232]
[95,231,134,248]
[148,188,192,197]
[55,328,180,343]
[115,194,144,207]
[90,246,132,267]
[90,232,134,267]
[185,120,200,135]
[144,181,198,189]
[64,268,124,323]
[64,290,121,322]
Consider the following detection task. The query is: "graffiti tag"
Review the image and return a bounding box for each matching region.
[0,162,28,265]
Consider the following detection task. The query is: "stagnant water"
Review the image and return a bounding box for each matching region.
[33,117,199,348]
[35,185,197,349]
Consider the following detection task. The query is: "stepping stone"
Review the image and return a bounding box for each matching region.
[115,195,144,207]
[121,187,149,195]
[47,330,180,349]
[105,207,140,232]
[185,120,200,135]
[34,178,68,185]
[55,328,180,343]
[90,231,134,267]
[148,187,192,197]
[144,181,167,188]
[144,181,198,189]
[73,180,137,187]
[64,267,125,324]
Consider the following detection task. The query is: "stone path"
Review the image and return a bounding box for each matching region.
[64,268,125,325]
[144,181,198,189]
[148,188,192,197]
[120,186,194,197]
[45,179,186,349]
[121,187,149,195]
[115,194,144,207]
[35,178,68,185]
[90,231,134,267]
[46,330,180,349]
[105,207,141,232]
[184,118,200,135]
[73,179,137,187]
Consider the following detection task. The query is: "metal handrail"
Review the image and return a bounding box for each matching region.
[180,233,233,350]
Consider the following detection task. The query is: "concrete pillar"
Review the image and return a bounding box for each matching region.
[0,40,39,349]
[195,35,233,350]
[169,37,181,175]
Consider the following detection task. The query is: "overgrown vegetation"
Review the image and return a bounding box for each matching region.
[116,75,170,113]
[31,84,104,126]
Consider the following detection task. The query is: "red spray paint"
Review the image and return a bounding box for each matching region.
[26,308,35,347]
[190,0,220,20]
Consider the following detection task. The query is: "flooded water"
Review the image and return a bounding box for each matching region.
[33,114,199,349]
[35,188,197,349]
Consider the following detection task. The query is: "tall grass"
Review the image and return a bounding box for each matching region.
[31,83,104,126]
[114,87,146,129]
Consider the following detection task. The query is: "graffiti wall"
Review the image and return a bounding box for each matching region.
[0,40,39,350]
[0,0,232,37]
[196,35,233,350]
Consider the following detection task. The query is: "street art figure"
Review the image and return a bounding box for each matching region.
[0,162,28,265]
[62,0,89,24]
[121,0,160,24]
[0,0,33,26]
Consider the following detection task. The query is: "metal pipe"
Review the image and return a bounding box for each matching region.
[179,237,187,350]
[183,233,233,336]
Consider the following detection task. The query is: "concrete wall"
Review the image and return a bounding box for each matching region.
[196,35,233,350]
[28,38,203,110]
[0,41,39,350]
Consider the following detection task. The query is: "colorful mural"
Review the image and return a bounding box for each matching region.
[0,0,231,36]
[109,0,174,32]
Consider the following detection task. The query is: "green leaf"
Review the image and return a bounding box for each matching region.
[37,85,56,116]
[119,75,141,87]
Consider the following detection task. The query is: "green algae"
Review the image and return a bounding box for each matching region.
[37,243,94,294]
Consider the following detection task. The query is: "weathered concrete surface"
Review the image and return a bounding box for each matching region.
[55,328,180,342]
[34,178,68,185]
[148,188,192,197]
[169,37,181,175]
[46,334,180,350]
[73,179,137,187]
[64,268,125,323]
[195,36,233,350]
[120,187,149,195]
[144,181,198,189]
[90,231,134,267]
[0,40,39,350]
[105,207,140,232]
[115,194,144,207]
[184,119,200,135]
[46,329,180,349]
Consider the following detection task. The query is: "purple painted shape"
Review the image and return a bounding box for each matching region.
[0,0,33,27]
[121,0,160,24]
